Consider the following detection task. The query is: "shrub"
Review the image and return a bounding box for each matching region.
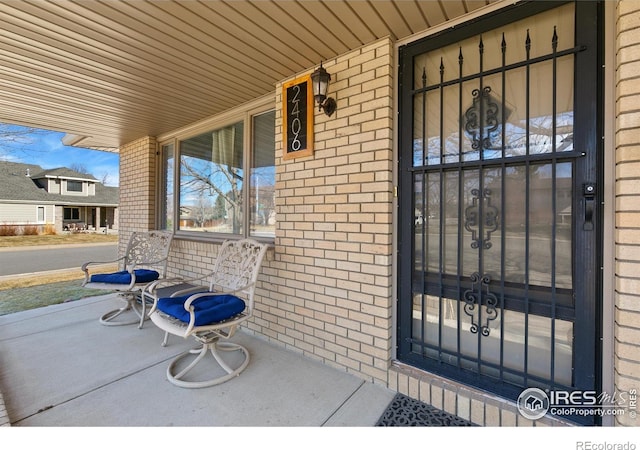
[42,224,57,235]
[0,225,20,236]
[22,225,39,236]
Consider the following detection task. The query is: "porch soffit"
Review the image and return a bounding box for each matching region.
[0,0,496,152]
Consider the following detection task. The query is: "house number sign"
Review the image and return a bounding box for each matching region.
[282,75,314,160]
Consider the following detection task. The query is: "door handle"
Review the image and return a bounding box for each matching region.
[583,183,595,231]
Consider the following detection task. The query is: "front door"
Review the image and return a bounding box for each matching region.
[397,1,602,423]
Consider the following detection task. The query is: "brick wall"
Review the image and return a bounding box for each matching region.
[117,136,158,256]
[245,38,395,383]
[615,0,640,427]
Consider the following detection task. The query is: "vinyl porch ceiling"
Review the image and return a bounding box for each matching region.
[0,0,496,151]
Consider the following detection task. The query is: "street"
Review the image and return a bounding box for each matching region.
[0,244,118,276]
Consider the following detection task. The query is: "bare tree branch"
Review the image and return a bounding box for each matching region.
[0,124,49,159]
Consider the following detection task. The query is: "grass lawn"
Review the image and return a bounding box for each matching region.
[0,232,118,248]
[0,280,113,316]
[0,233,119,315]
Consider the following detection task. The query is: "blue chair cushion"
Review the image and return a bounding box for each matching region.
[156,294,246,326]
[90,269,159,284]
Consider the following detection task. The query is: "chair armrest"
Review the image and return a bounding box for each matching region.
[81,256,124,271]
[81,256,125,285]
[179,284,255,335]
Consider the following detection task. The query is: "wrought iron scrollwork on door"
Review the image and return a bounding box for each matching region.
[463,272,499,336]
[464,86,501,151]
[464,188,499,249]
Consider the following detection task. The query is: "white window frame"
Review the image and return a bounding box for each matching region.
[36,206,45,223]
[65,180,83,193]
[157,95,275,243]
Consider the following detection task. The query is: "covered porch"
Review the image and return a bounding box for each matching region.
[2,0,639,432]
[0,293,395,427]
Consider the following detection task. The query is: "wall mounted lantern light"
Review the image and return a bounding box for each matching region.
[310,62,336,117]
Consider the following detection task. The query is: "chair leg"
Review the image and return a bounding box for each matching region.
[99,293,148,326]
[138,294,155,329]
[166,341,250,388]
[161,331,170,347]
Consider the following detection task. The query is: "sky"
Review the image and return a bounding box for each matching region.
[0,123,120,186]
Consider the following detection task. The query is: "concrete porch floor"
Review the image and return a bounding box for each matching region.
[0,293,396,427]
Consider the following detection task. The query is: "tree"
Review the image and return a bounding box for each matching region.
[69,163,89,174]
[180,156,243,233]
[194,193,213,228]
[1,123,117,186]
[213,195,226,220]
[0,124,48,159]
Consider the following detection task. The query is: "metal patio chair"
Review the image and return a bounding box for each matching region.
[81,230,174,327]
[144,238,268,388]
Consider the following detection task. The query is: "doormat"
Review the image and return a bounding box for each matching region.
[376,393,475,426]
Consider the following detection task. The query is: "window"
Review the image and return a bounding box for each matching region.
[37,206,45,222]
[180,121,245,234]
[250,111,276,238]
[67,180,83,192]
[160,106,275,241]
[161,142,174,231]
[64,207,80,220]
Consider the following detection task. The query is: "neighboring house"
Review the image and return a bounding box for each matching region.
[0,161,118,233]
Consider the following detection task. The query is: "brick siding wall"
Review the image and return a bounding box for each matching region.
[615,0,640,427]
[252,38,395,383]
[118,136,158,257]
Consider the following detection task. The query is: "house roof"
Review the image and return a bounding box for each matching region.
[33,167,98,182]
[0,0,498,151]
[0,161,118,206]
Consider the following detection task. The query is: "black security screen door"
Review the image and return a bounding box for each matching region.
[397,1,602,423]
